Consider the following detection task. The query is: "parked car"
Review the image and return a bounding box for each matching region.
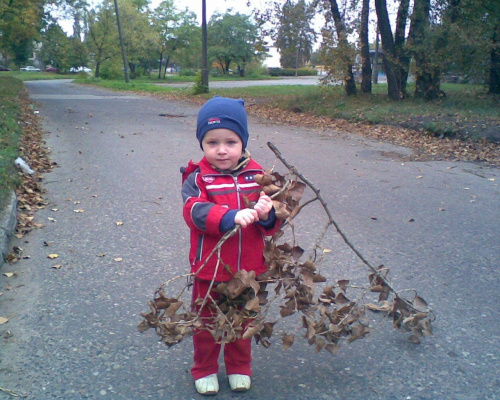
[70,66,92,73]
[45,66,58,73]
[0,65,11,71]
[20,66,41,72]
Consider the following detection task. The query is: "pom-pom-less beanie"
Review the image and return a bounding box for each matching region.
[196,97,249,150]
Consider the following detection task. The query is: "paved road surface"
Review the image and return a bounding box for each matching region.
[0,79,499,400]
[158,75,326,88]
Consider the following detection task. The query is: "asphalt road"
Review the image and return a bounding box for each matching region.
[0,80,499,400]
[156,75,326,88]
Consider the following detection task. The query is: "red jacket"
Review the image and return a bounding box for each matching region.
[181,156,280,282]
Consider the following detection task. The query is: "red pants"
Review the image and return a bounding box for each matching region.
[191,278,252,380]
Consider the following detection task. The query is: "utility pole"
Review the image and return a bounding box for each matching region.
[113,0,130,83]
[201,0,209,88]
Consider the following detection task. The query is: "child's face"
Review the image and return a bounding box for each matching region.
[202,128,243,170]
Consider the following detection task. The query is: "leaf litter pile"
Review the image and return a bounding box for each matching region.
[138,142,433,353]
[4,91,56,265]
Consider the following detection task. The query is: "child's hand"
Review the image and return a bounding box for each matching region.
[235,208,259,228]
[253,191,273,220]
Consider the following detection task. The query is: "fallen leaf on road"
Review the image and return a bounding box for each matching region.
[52,265,62,269]
[282,334,294,351]
[48,217,57,222]
[97,253,105,257]
[73,209,85,213]
[114,258,123,262]
[43,241,51,246]
[116,221,124,226]
[47,254,59,259]
[0,317,8,325]
[3,273,14,278]
[6,254,17,264]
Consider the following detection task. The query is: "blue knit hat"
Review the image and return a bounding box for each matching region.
[196,97,249,150]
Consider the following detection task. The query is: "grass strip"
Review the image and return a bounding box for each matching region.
[0,77,24,206]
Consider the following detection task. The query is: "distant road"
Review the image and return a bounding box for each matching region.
[158,75,325,88]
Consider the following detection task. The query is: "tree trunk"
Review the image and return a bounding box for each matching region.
[164,55,171,78]
[328,0,357,95]
[409,0,444,100]
[360,0,372,93]
[489,22,500,94]
[158,49,164,79]
[375,0,401,100]
[373,27,379,84]
[394,0,410,96]
[95,62,100,78]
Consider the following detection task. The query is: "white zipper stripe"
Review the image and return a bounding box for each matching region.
[206,183,235,190]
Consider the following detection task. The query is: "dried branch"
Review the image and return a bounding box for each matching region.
[139,143,433,352]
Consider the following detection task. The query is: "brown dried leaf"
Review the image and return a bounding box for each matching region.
[242,322,263,340]
[408,334,421,344]
[254,174,275,186]
[413,295,428,310]
[245,296,261,312]
[165,301,183,317]
[282,334,295,351]
[365,301,393,312]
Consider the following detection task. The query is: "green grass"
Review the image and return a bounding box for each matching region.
[0,77,23,206]
[0,71,75,81]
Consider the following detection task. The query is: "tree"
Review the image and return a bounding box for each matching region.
[394,0,410,95]
[0,0,45,65]
[208,12,261,77]
[39,23,71,71]
[153,1,197,78]
[359,0,372,93]
[442,0,500,94]
[374,0,402,100]
[170,16,201,71]
[87,4,118,77]
[274,0,317,70]
[407,0,445,100]
[113,0,157,77]
[320,0,357,96]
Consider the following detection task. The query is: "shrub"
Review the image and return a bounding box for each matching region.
[192,72,208,95]
[99,60,123,80]
[179,68,197,77]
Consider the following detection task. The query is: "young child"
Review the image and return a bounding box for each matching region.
[181,97,280,395]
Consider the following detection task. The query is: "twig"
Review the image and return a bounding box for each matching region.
[0,387,27,397]
[267,141,413,309]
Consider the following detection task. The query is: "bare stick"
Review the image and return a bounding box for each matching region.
[267,142,404,303]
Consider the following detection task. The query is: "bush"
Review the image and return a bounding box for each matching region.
[179,68,197,77]
[99,60,123,80]
[192,72,208,95]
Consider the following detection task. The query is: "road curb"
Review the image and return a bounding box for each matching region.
[0,190,18,264]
